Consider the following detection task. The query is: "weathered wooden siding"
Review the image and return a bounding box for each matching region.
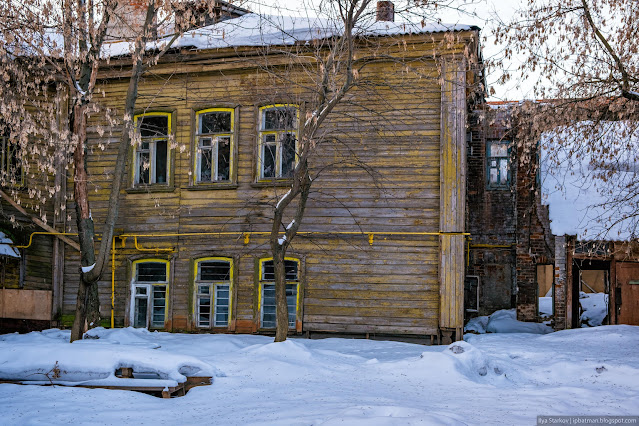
[60,31,477,336]
[438,57,467,338]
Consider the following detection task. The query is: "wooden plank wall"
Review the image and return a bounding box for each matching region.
[438,57,467,338]
[60,32,476,336]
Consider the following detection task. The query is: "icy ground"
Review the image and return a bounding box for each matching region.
[1,326,638,425]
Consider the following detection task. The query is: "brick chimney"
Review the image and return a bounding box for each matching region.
[376,1,394,22]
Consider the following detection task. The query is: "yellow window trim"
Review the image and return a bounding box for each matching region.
[132,112,172,185]
[257,105,300,181]
[193,257,234,328]
[257,257,301,328]
[193,108,235,185]
[131,258,170,326]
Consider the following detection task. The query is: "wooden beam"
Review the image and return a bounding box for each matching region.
[0,189,81,252]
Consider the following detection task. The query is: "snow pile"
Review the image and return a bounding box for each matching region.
[541,121,639,239]
[1,327,639,424]
[0,231,20,258]
[0,328,216,387]
[580,292,609,327]
[102,13,474,57]
[539,296,553,318]
[465,309,553,334]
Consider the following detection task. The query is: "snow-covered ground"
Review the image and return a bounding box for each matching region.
[580,292,609,327]
[465,309,552,334]
[1,326,638,425]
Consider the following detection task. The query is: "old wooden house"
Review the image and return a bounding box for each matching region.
[1,1,484,343]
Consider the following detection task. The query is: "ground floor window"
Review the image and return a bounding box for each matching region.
[131,260,169,329]
[195,258,232,328]
[259,258,299,329]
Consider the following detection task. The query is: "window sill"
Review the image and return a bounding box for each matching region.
[250,180,293,188]
[126,185,176,194]
[183,183,238,191]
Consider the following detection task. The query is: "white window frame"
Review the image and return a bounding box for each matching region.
[194,258,232,328]
[257,105,298,180]
[487,140,510,189]
[194,108,234,184]
[130,260,169,329]
[133,113,171,186]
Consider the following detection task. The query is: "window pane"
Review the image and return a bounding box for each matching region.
[151,285,166,328]
[262,260,274,280]
[198,285,210,294]
[199,260,230,281]
[262,142,277,178]
[200,111,231,134]
[489,142,508,157]
[199,144,212,182]
[261,283,296,328]
[285,260,298,280]
[139,116,168,137]
[155,140,168,184]
[137,151,150,184]
[263,107,296,131]
[281,133,296,177]
[262,260,298,280]
[286,283,297,327]
[134,296,148,328]
[499,159,508,185]
[217,137,231,181]
[214,284,230,327]
[136,262,167,282]
[489,167,499,185]
[261,284,276,328]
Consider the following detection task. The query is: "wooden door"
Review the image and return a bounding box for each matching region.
[615,262,639,325]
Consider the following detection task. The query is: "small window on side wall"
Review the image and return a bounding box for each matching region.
[133,113,171,186]
[195,109,233,184]
[131,260,169,329]
[259,258,299,329]
[194,258,232,328]
[487,140,510,189]
[258,105,298,180]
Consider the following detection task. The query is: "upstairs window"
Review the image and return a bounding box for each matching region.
[195,109,233,183]
[487,140,510,189]
[195,258,232,328]
[134,113,171,185]
[259,258,300,329]
[0,134,24,187]
[258,105,298,180]
[131,260,169,329]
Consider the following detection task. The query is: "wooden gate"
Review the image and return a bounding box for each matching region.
[615,262,639,325]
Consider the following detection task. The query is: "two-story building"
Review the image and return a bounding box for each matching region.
[0,1,483,343]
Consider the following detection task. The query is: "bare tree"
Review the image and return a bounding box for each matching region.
[0,0,237,341]
[495,0,639,238]
[251,0,480,341]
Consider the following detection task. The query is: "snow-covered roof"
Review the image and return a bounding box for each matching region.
[102,13,477,57]
[0,231,20,258]
[541,121,639,240]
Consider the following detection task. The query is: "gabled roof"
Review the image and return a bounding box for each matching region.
[102,13,478,57]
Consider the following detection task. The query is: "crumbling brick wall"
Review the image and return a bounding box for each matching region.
[467,106,517,318]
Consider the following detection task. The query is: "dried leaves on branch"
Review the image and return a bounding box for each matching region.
[496,0,639,239]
